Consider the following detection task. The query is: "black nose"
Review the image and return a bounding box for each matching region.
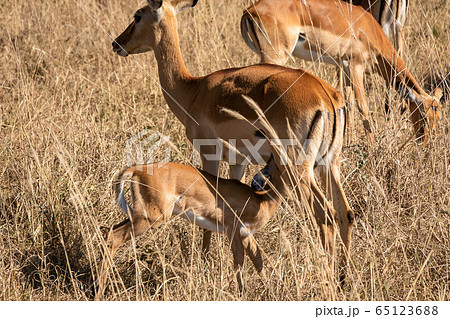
[112,41,120,52]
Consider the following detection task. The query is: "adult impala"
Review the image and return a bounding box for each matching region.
[347,0,408,55]
[241,0,442,143]
[110,0,354,289]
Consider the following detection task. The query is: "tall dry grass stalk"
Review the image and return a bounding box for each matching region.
[0,0,449,300]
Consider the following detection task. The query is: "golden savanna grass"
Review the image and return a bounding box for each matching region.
[0,0,449,300]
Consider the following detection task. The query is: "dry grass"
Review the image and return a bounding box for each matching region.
[0,0,449,301]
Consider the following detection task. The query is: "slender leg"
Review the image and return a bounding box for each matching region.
[201,231,212,255]
[394,20,405,57]
[241,234,266,280]
[275,162,337,275]
[349,62,374,144]
[270,111,338,281]
[317,164,355,285]
[307,179,337,270]
[343,86,356,144]
[342,62,355,144]
[337,66,344,94]
[95,216,152,300]
[274,112,337,268]
[293,142,338,265]
[227,227,246,292]
[200,158,220,254]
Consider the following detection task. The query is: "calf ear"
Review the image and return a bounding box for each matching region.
[172,0,198,13]
[148,0,163,11]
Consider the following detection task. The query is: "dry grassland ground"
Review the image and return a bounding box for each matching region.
[1,0,449,300]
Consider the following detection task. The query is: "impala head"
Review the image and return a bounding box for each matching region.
[112,0,198,57]
[426,87,443,124]
[414,87,443,142]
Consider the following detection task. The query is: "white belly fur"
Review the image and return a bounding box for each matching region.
[173,207,225,233]
[292,39,340,67]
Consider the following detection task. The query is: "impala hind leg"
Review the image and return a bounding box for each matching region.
[343,87,356,144]
[241,234,266,281]
[393,19,405,58]
[317,164,355,286]
[226,227,246,293]
[349,62,374,144]
[277,164,338,276]
[95,216,156,300]
[277,115,337,272]
[307,179,338,271]
[201,230,212,255]
[341,62,356,144]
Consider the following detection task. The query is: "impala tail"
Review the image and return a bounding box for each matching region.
[317,98,346,167]
[315,87,346,165]
[114,167,135,218]
[324,107,346,165]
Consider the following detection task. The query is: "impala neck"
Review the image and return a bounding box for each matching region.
[153,17,197,125]
[393,55,427,97]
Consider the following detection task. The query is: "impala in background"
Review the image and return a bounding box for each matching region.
[241,0,441,144]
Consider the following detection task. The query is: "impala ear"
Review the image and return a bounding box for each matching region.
[148,0,163,11]
[172,0,198,13]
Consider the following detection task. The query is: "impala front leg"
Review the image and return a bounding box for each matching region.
[342,62,356,144]
[200,155,220,254]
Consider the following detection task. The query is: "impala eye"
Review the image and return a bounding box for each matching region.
[134,15,142,23]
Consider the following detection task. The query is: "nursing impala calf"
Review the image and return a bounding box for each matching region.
[112,0,355,271]
[95,160,281,299]
[241,0,442,143]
